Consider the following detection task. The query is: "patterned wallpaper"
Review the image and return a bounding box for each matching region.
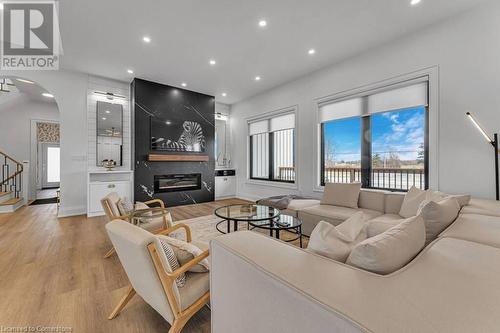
[37,122,60,143]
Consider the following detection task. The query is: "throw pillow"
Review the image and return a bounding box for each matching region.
[157,235,209,272]
[155,236,186,287]
[116,197,135,216]
[417,197,461,245]
[399,186,428,218]
[307,212,367,262]
[432,191,471,208]
[321,182,362,209]
[346,215,425,275]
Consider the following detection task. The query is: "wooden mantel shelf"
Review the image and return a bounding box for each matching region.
[148,154,209,162]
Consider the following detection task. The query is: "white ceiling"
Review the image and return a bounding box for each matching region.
[0,77,57,105]
[59,0,489,104]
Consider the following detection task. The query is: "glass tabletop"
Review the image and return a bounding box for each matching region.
[249,214,302,230]
[130,207,170,225]
[214,204,280,222]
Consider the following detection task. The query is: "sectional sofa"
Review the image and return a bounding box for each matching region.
[210,193,500,333]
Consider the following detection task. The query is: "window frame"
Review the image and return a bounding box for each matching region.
[247,106,298,185]
[315,68,438,193]
[319,107,429,191]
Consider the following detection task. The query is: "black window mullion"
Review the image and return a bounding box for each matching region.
[361,116,372,188]
[269,131,274,181]
[320,123,325,186]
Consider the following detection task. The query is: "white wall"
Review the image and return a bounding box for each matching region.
[0,95,59,162]
[230,1,500,201]
[2,71,89,216]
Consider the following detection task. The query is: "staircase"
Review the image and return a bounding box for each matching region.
[0,151,24,213]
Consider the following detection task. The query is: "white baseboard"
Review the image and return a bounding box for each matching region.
[235,193,261,202]
[58,205,86,218]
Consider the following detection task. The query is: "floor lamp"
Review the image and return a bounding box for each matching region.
[466,112,499,200]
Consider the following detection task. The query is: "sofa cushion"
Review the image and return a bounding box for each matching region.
[399,186,428,218]
[321,183,361,209]
[384,192,405,214]
[287,199,321,211]
[358,190,385,212]
[366,214,404,238]
[307,212,367,262]
[298,205,382,236]
[440,213,500,248]
[417,197,461,245]
[346,215,426,275]
[461,198,500,217]
[178,272,210,311]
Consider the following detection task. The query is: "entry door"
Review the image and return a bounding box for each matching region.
[42,143,60,188]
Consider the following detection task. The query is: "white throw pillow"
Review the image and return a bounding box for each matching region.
[346,215,425,275]
[157,235,210,272]
[321,182,362,209]
[307,212,367,262]
[432,191,471,208]
[399,186,428,218]
[417,197,461,245]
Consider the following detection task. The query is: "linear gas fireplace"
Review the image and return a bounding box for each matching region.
[154,174,202,193]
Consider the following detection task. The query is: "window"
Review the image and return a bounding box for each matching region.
[320,80,429,191]
[249,111,295,183]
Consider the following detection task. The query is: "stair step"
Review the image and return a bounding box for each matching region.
[0,191,11,197]
[0,197,22,206]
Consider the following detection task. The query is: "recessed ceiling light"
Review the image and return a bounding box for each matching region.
[410,0,421,5]
[258,19,267,27]
[102,117,107,120]
[181,82,187,87]
[255,76,261,81]
[165,120,172,125]
[105,110,111,114]
[16,78,34,84]
[142,36,151,43]
[308,49,316,55]
[0,3,3,10]
[42,93,54,98]
[127,69,134,74]
[209,59,216,66]
[221,93,227,97]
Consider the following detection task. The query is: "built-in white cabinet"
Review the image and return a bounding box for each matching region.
[215,169,236,199]
[87,170,133,217]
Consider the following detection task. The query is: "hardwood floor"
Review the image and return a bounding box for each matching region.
[0,198,250,333]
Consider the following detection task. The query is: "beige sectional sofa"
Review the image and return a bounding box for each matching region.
[284,189,406,236]
[210,195,500,333]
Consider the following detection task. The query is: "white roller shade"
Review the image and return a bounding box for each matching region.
[270,113,295,132]
[319,97,363,123]
[368,82,428,114]
[249,120,269,135]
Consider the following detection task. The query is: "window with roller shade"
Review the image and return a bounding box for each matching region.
[249,111,295,183]
[319,79,429,191]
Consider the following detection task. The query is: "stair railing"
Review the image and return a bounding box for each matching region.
[0,151,23,199]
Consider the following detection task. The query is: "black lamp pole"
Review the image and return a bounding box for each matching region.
[466,112,499,201]
[494,133,499,201]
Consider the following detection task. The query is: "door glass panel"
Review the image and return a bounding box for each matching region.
[47,147,60,183]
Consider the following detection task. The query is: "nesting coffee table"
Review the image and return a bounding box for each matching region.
[214,204,303,247]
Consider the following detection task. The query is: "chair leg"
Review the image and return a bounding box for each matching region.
[168,318,188,333]
[108,286,136,320]
[103,247,116,259]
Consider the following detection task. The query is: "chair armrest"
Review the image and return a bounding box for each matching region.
[167,250,209,279]
[155,223,192,243]
[144,199,165,208]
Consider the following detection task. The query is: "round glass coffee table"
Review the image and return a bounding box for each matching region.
[249,214,303,248]
[214,204,280,234]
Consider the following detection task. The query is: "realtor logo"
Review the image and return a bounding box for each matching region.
[1,0,61,70]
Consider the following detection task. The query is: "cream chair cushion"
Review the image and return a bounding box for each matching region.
[178,272,210,311]
[307,212,368,262]
[417,197,461,245]
[347,215,425,274]
[133,202,169,232]
[102,192,122,218]
[321,183,362,209]
[399,186,429,218]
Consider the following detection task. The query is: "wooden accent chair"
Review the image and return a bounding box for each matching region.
[101,192,172,258]
[106,220,210,333]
